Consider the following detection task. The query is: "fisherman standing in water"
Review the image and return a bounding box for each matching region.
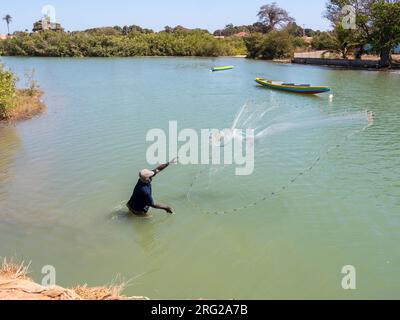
[127,160,177,216]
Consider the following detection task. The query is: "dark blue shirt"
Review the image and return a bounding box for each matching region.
[127,180,154,213]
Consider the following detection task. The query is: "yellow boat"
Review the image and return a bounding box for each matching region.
[255,77,330,94]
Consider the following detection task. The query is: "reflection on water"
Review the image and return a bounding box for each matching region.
[109,201,133,222]
[109,201,170,253]
[0,126,21,202]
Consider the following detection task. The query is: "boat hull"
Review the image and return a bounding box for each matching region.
[212,66,234,72]
[255,78,330,94]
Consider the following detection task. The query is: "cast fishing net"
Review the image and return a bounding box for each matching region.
[186,99,373,215]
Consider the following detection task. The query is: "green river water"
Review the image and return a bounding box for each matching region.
[0,57,399,299]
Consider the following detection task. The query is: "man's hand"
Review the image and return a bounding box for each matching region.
[165,206,174,214]
[152,204,174,214]
[169,157,179,165]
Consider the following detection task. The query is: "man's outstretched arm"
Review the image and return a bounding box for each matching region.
[153,163,170,174]
[153,158,178,174]
[151,203,174,214]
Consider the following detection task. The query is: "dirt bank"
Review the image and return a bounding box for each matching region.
[0,258,149,300]
[1,89,46,122]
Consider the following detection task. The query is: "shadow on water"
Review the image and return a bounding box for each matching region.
[108,201,154,222]
[255,85,326,99]
[108,201,171,253]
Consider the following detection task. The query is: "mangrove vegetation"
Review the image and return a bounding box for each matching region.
[0,64,45,121]
[0,1,399,66]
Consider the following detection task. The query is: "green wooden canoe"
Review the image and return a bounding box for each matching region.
[212,66,234,72]
[255,77,330,94]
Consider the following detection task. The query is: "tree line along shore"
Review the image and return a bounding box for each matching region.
[1,1,399,123]
[1,1,399,66]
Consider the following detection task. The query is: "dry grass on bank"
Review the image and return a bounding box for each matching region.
[73,283,127,300]
[2,89,46,122]
[0,258,149,300]
[0,258,31,280]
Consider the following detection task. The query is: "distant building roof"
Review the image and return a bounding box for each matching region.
[214,35,225,39]
[233,32,249,38]
[33,16,64,32]
[0,34,13,40]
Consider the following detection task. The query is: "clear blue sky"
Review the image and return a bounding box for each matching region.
[1,0,331,34]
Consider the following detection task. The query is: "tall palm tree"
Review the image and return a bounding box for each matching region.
[3,14,12,35]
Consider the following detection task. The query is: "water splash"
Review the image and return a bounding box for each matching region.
[211,101,372,146]
[256,111,372,140]
[109,201,130,221]
[193,101,374,214]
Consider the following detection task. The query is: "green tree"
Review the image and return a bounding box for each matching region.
[325,0,375,58]
[250,22,270,33]
[244,33,266,58]
[304,28,317,37]
[0,28,246,58]
[286,22,304,37]
[213,23,264,37]
[292,36,307,48]
[311,26,354,58]
[245,30,294,59]
[164,26,173,33]
[3,14,12,35]
[325,0,375,25]
[0,64,17,119]
[325,0,400,62]
[370,0,400,67]
[311,32,337,50]
[333,24,355,58]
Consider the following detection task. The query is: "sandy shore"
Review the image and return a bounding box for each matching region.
[295,51,400,61]
[0,258,149,300]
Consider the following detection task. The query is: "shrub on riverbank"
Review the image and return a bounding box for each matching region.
[244,30,294,60]
[0,64,17,119]
[4,88,45,121]
[0,29,247,57]
[0,64,45,121]
[311,32,337,51]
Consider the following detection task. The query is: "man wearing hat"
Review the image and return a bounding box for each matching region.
[127,161,174,216]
